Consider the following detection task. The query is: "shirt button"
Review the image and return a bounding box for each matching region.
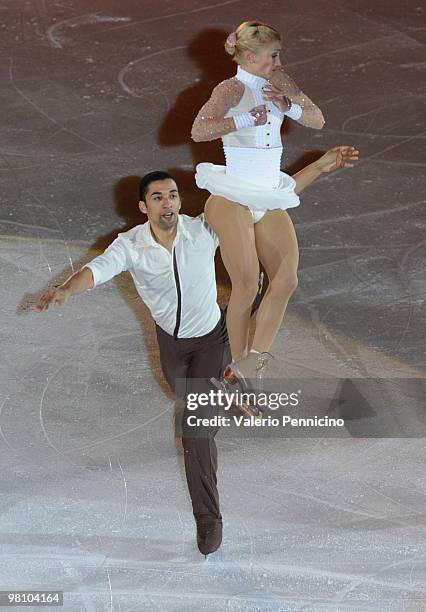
[266,133,270,136]
[266,144,270,147]
[267,121,271,125]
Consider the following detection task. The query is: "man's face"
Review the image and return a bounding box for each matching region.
[249,41,282,79]
[139,179,181,230]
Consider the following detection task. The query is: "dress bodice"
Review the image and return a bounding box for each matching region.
[222,67,284,187]
[222,66,284,150]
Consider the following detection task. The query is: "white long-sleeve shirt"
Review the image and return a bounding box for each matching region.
[85,214,221,338]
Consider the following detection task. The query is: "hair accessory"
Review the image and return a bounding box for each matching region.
[226,32,237,47]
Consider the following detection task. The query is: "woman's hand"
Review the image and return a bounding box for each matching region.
[249,104,267,126]
[265,67,325,129]
[262,84,292,113]
[317,146,359,173]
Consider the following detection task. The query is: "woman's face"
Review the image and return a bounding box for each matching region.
[250,41,282,78]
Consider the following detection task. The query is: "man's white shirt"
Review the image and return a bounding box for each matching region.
[85,214,221,338]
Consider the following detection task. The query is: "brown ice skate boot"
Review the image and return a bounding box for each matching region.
[196,518,222,557]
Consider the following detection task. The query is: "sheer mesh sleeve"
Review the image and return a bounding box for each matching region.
[191,78,245,142]
[269,67,325,129]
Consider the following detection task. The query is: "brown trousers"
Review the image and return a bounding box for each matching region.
[155,310,230,522]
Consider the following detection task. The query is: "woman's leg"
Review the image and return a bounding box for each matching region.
[252,209,299,353]
[205,195,259,361]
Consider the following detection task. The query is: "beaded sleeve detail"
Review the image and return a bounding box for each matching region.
[191,78,245,142]
[269,67,325,129]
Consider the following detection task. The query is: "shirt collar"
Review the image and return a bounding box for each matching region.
[135,215,194,248]
[236,65,268,89]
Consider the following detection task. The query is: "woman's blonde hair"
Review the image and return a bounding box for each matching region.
[224,21,281,64]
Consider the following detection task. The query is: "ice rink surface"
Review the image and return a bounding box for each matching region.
[1,0,425,610]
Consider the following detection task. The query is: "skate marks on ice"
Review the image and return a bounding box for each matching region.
[118,46,186,100]
[47,14,131,49]
[45,0,245,50]
[8,60,111,153]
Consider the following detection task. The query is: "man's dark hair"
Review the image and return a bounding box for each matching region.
[139,171,176,202]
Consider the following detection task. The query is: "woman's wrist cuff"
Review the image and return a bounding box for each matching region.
[233,112,256,130]
[284,103,302,120]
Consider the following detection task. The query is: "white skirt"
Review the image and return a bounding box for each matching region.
[195,146,300,213]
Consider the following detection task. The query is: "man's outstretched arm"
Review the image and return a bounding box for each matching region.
[36,235,131,312]
[292,146,359,194]
[36,267,94,311]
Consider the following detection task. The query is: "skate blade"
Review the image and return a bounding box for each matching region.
[210,376,227,391]
[210,376,240,394]
[236,401,264,419]
[210,378,262,418]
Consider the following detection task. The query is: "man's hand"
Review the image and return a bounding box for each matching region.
[36,286,71,312]
[35,267,94,312]
[292,145,360,194]
[317,146,359,173]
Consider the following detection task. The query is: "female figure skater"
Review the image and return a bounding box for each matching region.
[191,21,325,386]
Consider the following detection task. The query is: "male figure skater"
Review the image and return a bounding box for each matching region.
[36,146,358,556]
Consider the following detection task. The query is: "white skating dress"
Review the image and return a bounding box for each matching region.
[193,66,301,214]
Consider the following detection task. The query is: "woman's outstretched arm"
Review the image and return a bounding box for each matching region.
[265,67,325,129]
